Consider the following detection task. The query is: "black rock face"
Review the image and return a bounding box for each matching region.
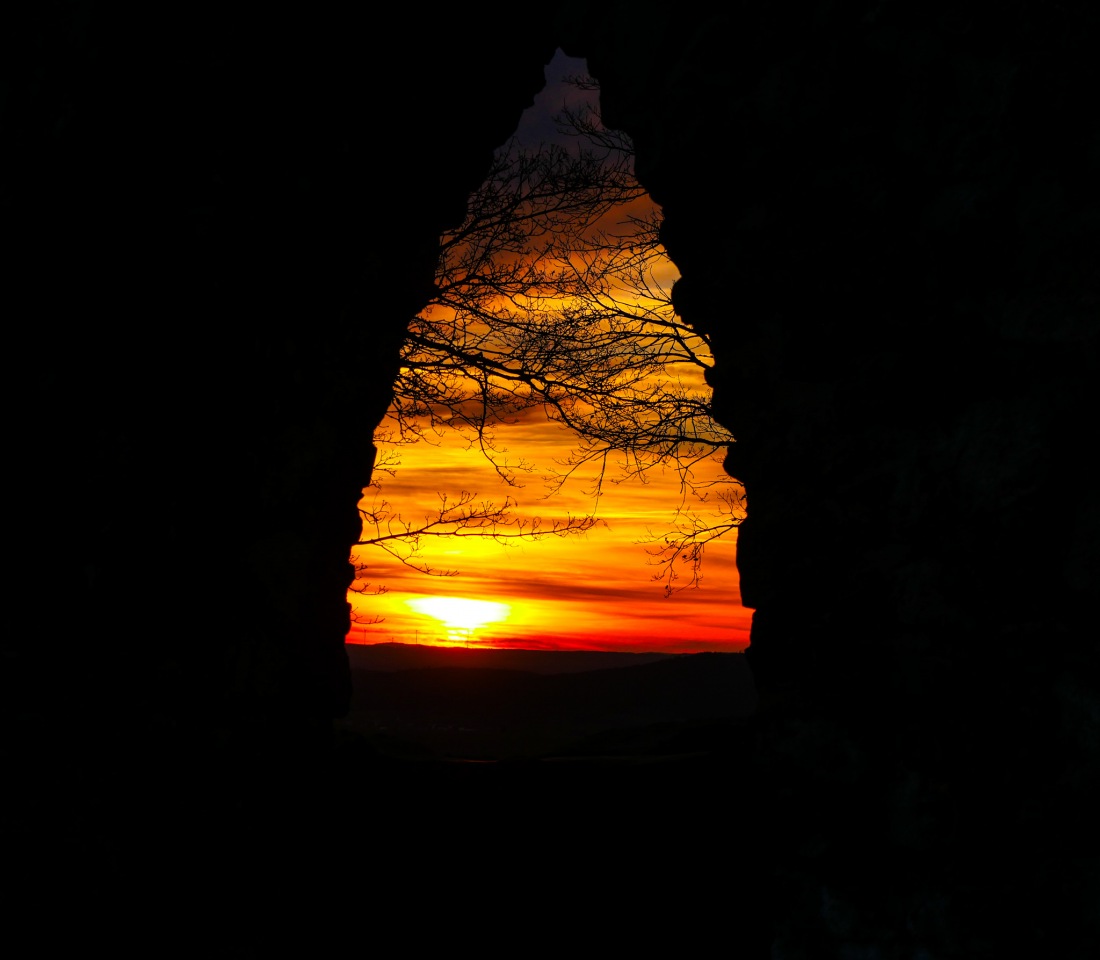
[564,4,1099,954]
[4,5,557,725]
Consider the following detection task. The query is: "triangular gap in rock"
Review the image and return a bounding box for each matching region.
[348,48,751,657]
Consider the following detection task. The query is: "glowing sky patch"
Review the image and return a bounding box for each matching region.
[408,596,511,630]
[346,49,752,654]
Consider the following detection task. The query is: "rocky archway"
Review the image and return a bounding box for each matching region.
[6,4,1096,952]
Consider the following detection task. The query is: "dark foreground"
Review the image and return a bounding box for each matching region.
[7,647,775,954]
[340,643,758,761]
[8,646,1095,958]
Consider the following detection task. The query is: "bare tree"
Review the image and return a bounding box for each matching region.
[356,487,599,579]
[643,477,747,596]
[360,76,743,589]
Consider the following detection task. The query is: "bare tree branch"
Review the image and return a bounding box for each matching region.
[642,483,747,596]
[357,487,600,577]
[360,70,742,593]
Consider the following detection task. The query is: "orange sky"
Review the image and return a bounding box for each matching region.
[346,50,752,654]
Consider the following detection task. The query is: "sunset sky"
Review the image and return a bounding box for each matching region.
[347,50,752,654]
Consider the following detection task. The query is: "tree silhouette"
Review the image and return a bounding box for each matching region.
[360,76,744,590]
[356,485,598,579]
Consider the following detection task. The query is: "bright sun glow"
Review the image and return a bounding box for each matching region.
[406,596,511,643]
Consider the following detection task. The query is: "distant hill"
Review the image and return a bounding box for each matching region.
[341,643,758,761]
[345,641,681,674]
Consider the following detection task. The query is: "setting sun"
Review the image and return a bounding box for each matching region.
[407,596,511,644]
